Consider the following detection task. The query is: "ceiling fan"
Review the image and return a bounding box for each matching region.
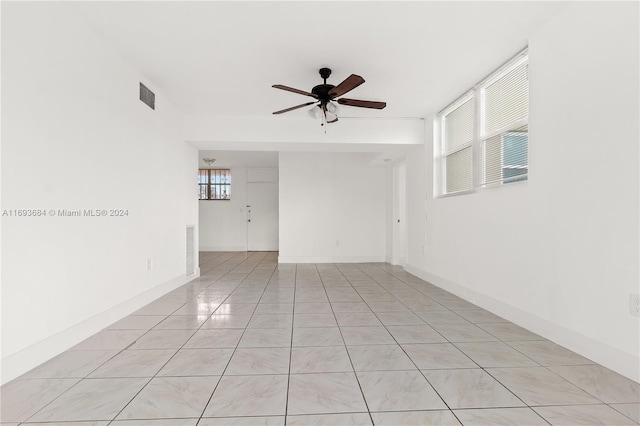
[272,68,386,125]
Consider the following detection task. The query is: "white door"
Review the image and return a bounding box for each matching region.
[393,163,407,265]
[247,182,279,251]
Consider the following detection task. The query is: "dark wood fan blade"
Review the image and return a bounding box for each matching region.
[328,74,365,97]
[272,85,317,98]
[337,98,387,109]
[272,101,316,114]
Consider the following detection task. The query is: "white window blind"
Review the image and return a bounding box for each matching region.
[480,57,529,186]
[442,96,474,194]
[438,49,528,195]
[445,146,473,193]
[484,60,529,135]
[445,97,474,151]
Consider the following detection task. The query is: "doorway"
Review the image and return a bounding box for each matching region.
[198,152,279,253]
[246,169,279,251]
[392,163,407,265]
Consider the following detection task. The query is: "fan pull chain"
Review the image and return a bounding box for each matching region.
[322,109,327,133]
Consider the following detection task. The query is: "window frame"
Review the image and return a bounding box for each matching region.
[199,168,232,201]
[437,48,529,197]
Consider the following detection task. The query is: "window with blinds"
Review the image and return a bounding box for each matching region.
[199,169,231,200]
[439,49,529,195]
[480,56,529,186]
[442,95,474,194]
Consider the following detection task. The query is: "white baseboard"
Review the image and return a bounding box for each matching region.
[1,271,200,385]
[404,264,640,383]
[199,246,246,252]
[278,255,386,264]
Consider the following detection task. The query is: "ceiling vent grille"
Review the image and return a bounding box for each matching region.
[139,82,155,110]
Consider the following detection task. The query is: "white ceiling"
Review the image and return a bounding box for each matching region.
[67,2,568,166]
[71,1,567,119]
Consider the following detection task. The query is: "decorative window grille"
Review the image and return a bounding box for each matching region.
[198,169,231,200]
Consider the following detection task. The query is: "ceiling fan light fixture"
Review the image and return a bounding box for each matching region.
[202,158,217,166]
[308,105,323,119]
[326,101,338,114]
[325,110,338,123]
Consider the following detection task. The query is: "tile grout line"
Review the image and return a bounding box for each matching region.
[107,251,272,425]
[16,252,250,425]
[8,255,636,425]
[367,263,551,422]
[282,263,298,425]
[195,252,279,424]
[365,263,542,423]
[365,263,576,425]
[327,263,385,425]
[192,253,277,424]
[349,263,465,424]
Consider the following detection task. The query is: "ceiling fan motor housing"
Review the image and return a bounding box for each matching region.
[312,67,336,104]
[311,84,336,102]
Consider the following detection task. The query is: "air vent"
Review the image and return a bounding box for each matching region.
[186,226,195,276]
[139,82,155,110]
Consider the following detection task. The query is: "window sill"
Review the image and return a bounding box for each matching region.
[437,188,476,199]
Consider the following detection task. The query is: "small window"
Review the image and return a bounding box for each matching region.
[199,169,231,200]
[438,49,529,196]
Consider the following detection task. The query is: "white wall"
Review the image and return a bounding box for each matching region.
[384,166,394,263]
[279,152,386,263]
[404,2,639,381]
[1,3,198,383]
[185,116,425,146]
[405,146,427,267]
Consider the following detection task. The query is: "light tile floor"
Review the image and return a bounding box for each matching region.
[2,251,639,425]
